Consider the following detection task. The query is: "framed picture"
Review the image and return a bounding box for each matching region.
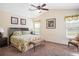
[11,17,18,24]
[20,18,26,25]
[46,18,56,29]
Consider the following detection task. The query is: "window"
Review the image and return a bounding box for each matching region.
[65,15,79,38]
[34,21,40,35]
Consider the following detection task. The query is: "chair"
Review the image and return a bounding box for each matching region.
[68,34,79,51]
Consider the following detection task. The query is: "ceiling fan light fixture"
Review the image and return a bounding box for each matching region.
[36,10,41,13]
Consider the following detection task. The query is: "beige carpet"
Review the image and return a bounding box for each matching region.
[0,41,79,56]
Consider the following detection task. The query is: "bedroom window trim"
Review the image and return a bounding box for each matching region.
[65,15,79,38]
[33,20,40,35]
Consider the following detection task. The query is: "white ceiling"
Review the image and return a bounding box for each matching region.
[47,3,79,9]
[0,3,79,18]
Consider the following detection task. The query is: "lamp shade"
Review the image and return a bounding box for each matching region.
[0,28,4,32]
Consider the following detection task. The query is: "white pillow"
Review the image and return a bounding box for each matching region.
[12,31,22,36]
[22,31,30,35]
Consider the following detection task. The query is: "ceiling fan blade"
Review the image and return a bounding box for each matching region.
[29,8,38,11]
[41,4,46,7]
[41,8,49,11]
[31,4,37,8]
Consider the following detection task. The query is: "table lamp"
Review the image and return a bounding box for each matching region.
[0,28,4,38]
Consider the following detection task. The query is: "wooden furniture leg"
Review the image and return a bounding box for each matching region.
[68,41,78,51]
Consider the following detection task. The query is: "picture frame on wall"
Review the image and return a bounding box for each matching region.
[11,17,18,24]
[46,18,56,29]
[20,18,26,25]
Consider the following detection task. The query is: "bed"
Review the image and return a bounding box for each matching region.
[8,28,43,52]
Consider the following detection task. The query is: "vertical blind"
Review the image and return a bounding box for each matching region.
[34,21,40,35]
[65,15,79,38]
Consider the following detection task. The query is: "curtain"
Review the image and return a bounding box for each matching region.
[65,15,79,21]
[65,15,79,38]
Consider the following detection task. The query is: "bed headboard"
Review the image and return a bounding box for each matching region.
[8,27,29,44]
[8,27,29,37]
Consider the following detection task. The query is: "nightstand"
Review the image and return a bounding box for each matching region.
[0,37,7,47]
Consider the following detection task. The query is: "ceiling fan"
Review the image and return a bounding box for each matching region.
[30,4,49,11]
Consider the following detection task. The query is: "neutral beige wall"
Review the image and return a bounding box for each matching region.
[0,10,33,37]
[0,9,79,45]
[36,9,79,44]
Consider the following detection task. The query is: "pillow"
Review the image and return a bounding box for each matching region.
[12,31,22,36]
[22,31,31,35]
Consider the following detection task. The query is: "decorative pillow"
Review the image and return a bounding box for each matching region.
[12,31,22,36]
[22,31,31,35]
